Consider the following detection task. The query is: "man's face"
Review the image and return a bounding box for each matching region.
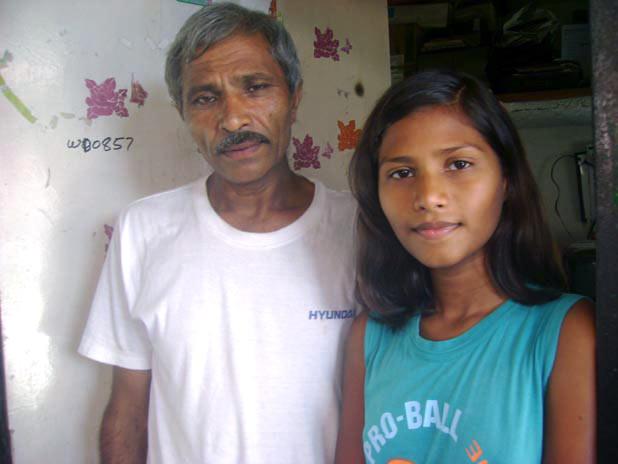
[180,33,301,186]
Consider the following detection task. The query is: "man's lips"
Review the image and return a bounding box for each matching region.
[215,131,270,156]
[222,140,262,154]
[413,221,461,239]
[220,141,263,157]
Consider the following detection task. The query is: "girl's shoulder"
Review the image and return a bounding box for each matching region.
[348,310,370,350]
[362,310,419,364]
[511,293,593,383]
[553,296,595,354]
[537,292,588,310]
[509,292,589,327]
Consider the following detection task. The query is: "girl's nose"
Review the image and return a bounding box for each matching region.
[413,173,447,211]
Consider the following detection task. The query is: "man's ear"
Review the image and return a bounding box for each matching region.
[290,82,303,123]
[176,102,185,121]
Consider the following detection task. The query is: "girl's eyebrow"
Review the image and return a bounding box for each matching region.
[379,144,484,166]
[379,155,413,166]
[440,143,484,154]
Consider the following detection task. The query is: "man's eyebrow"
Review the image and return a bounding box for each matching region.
[237,73,275,85]
[185,84,220,101]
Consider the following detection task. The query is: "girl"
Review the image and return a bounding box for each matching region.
[335,71,595,464]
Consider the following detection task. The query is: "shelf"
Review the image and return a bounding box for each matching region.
[503,92,592,128]
[497,87,591,103]
[387,0,436,5]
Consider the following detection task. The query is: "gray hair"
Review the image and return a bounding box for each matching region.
[165,2,302,112]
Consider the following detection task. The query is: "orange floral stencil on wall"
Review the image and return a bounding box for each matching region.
[337,119,361,151]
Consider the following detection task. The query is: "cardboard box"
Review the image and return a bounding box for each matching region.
[561,24,591,81]
[389,3,450,28]
[389,22,424,65]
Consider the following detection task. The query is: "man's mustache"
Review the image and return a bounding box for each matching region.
[215,131,270,155]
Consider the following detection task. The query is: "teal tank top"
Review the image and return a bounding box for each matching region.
[362,294,583,464]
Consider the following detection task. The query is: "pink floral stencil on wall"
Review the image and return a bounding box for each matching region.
[314,27,340,61]
[341,38,352,54]
[130,76,149,107]
[321,142,334,159]
[104,224,114,252]
[292,134,321,170]
[85,78,129,119]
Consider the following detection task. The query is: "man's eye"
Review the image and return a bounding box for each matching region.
[194,95,217,105]
[390,168,414,179]
[448,160,472,170]
[248,83,269,93]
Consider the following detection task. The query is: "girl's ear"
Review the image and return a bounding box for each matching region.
[501,176,508,202]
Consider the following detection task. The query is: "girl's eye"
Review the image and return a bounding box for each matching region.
[390,168,415,179]
[448,159,472,170]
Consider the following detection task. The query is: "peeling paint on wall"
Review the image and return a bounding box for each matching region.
[103,224,114,252]
[0,50,37,124]
[130,76,148,107]
[321,142,334,159]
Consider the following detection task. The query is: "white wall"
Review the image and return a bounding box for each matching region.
[0,0,389,462]
[282,0,390,190]
[0,2,207,462]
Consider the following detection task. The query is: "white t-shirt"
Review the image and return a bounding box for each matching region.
[79,177,357,463]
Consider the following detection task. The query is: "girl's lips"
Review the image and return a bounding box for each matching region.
[413,222,460,239]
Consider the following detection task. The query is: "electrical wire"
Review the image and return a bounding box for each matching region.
[549,153,578,241]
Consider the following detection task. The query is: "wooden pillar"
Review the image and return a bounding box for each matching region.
[590,0,618,461]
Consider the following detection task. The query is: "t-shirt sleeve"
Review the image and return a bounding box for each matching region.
[535,293,586,387]
[78,210,152,370]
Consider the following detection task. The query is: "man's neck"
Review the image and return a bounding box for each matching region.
[206,166,315,233]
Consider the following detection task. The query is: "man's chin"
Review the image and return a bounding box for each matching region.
[210,158,291,187]
[211,167,272,186]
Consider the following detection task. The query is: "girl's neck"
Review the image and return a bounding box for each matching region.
[422,254,506,341]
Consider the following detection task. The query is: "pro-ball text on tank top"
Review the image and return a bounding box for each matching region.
[364,399,462,463]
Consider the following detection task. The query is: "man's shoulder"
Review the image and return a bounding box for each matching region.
[311,182,357,241]
[116,178,202,236]
[318,182,357,214]
[122,178,201,219]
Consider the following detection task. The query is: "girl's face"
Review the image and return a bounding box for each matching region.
[378,105,506,273]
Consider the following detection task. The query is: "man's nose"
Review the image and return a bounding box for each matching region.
[413,172,448,211]
[219,95,250,133]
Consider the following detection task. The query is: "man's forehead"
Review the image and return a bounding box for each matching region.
[183,33,283,80]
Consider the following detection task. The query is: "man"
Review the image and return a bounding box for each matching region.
[78,3,357,463]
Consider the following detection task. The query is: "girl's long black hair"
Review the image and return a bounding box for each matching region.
[349,70,565,329]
